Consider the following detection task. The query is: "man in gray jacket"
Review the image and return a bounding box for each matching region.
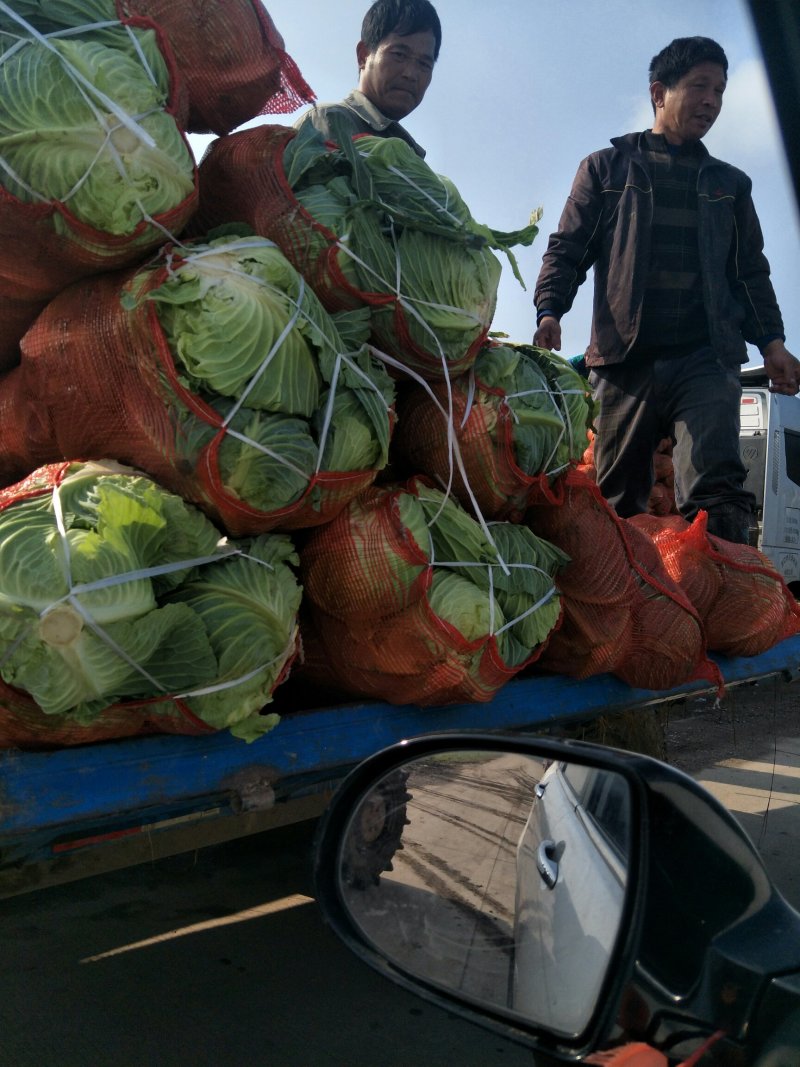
[534,36,799,543]
[294,0,441,159]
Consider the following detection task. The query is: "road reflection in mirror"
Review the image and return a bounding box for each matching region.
[337,751,631,1037]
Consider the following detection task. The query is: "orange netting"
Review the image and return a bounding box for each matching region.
[0,691,214,751]
[192,124,491,380]
[297,481,554,706]
[394,378,551,522]
[0,260,384,537]
[0,13,197,372]
[117,1,316,134]
[629,512,800,657]
[526,469,721,691]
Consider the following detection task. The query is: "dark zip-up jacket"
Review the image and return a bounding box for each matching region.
[534,131,785,368]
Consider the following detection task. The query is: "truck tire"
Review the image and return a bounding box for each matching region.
[341,768,412,890]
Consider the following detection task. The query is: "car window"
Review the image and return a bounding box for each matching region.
[560,761,629,861]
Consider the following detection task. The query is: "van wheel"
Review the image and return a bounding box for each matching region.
[340,768,412,889]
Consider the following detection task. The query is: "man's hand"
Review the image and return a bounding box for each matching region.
[762,340,800,395]
[533,315,562,351]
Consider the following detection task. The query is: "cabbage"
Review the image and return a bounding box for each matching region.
[282,124,541,373]
[177,399,320,513]
[150,239,324,415]
[414,482,566,665]
[427,570,503,644]
[0,462,301,739]
[141,234,395,511]
[163,534,302,740]
[0,31,193,233]
[471,344,594,477]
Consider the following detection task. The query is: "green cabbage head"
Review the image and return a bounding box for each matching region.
[0,462,301,740]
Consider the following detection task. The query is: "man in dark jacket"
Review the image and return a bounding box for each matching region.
[533,36,799,543]
[293,0,441,159]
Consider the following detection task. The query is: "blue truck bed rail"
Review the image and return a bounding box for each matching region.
[1,635,799,886]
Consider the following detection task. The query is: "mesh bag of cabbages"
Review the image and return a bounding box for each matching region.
[297,478,568,706]
[525,469,722,692]
[392,342,594,521]
[0,233,396,537]
[629,512,800,657]
[0,3,197,367]
[192,121,541,381]
[0,461,303,750]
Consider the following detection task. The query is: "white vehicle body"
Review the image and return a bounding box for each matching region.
[512,761,628,1036]
[740,366,800,590]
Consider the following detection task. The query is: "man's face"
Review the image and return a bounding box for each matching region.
[650,61,726,144]
[357,30,436,120]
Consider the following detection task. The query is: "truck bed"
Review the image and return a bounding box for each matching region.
[1,634,799,895]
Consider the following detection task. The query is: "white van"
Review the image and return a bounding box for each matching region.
[740,365,800,593]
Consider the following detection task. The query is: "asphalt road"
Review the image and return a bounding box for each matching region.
[1,678,798,1066]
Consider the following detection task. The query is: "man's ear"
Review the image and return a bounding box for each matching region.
[650,80,666,110]
[356,40,370,70]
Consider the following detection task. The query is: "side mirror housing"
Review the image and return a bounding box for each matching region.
[313,734,800,1063]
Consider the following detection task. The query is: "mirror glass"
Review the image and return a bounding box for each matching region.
[337,750,631,1037]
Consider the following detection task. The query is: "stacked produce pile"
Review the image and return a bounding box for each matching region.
[1,2,796,751]
[192,121,542,380]
[0,231,395,535]
[0,0,314,368]
[0,2,317,746]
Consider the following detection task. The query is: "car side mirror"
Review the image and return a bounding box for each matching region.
[313,734,800,1064]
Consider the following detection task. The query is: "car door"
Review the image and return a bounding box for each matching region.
[512,760,630,1036]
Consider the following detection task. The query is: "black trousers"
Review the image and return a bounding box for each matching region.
[588,346,756,543]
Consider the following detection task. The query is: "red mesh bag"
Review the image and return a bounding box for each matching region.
[629,513,723,618]
[630,512,800,657]
[0,261,386,536]
[0,14,197,371]
[300,486,430,621]
[193,124,492,380]
[527,470,721,691]
[298,480,558,706]
[299,598,522,707]
[394,382,542,521]
[536,596,635,679]
[0,463,266,751]
[526,471,637,605]
[0,690,214,751]
[118,0,315,134]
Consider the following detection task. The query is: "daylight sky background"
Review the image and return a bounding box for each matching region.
[192,0,799,365]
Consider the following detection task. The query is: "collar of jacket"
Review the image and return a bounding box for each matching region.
[610,130,730,176]
[340,90,426,157]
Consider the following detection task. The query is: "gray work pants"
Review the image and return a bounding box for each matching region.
[588,347,756,544]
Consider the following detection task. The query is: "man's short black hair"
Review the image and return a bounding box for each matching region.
[361,0,442,61]
[649,36,728,87]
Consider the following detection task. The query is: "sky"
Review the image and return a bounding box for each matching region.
[190,0,800,366]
